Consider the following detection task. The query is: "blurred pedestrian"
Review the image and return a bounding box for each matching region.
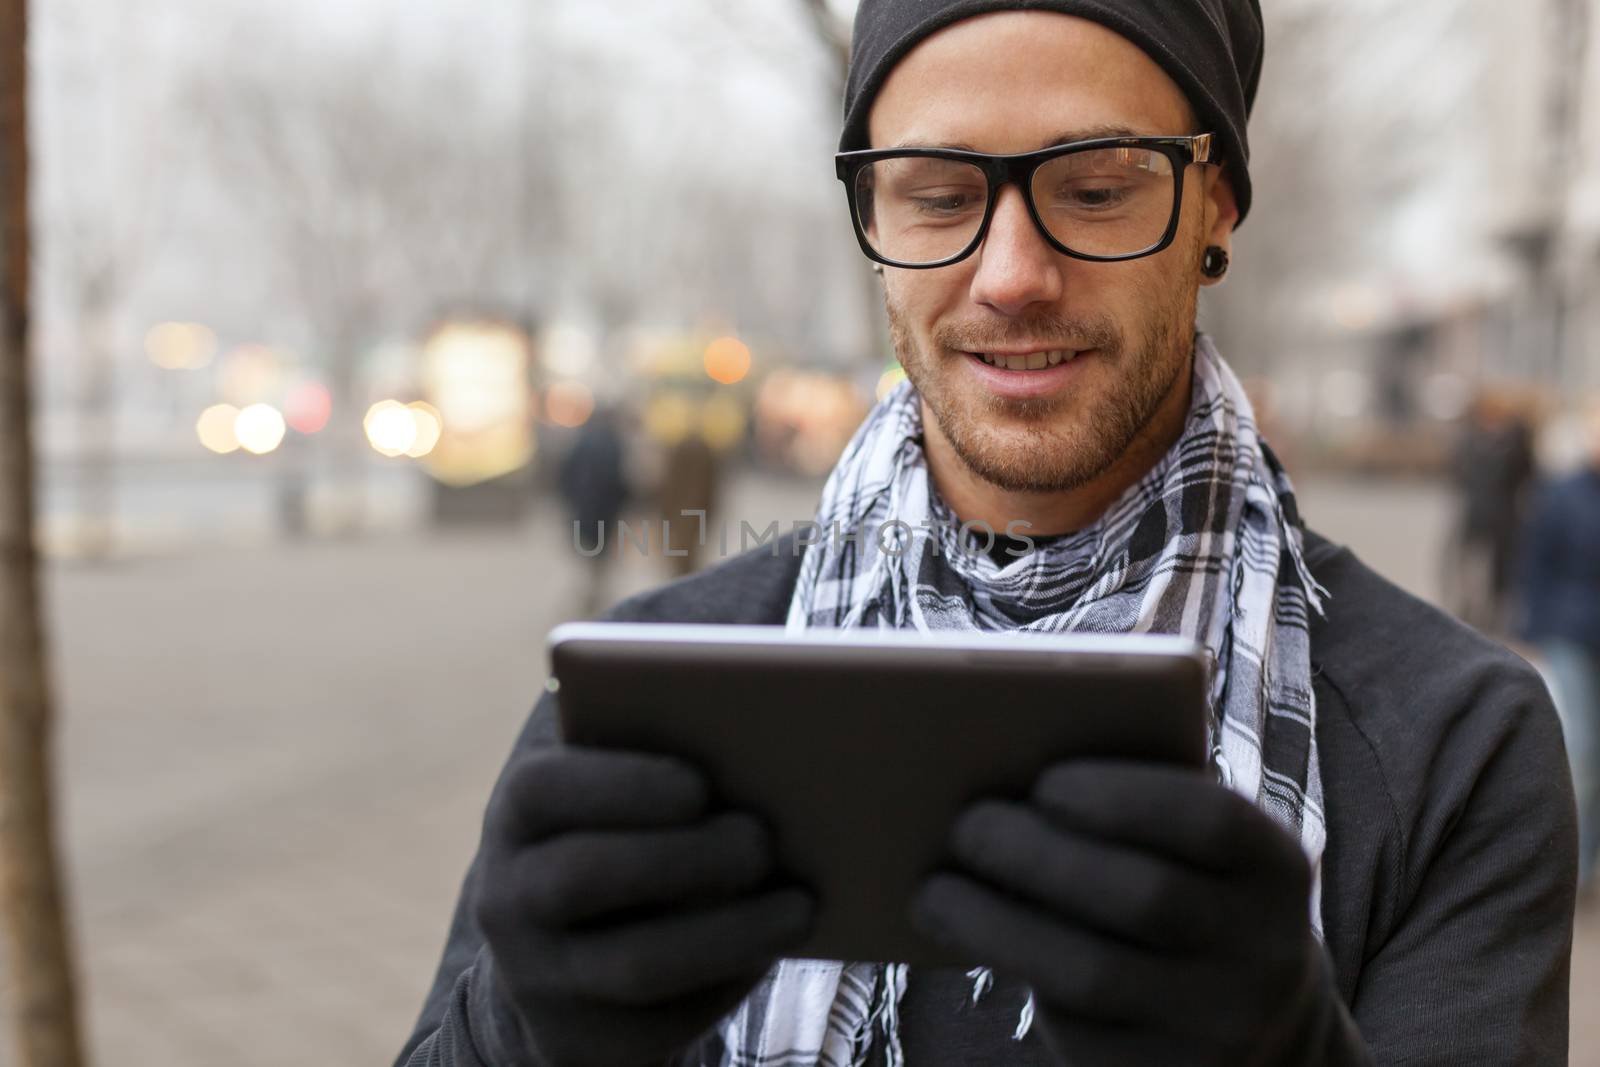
[659,429,720,578]
[1517,400,1600,897]
[1447,387,1537,633]
[557,406,629,616]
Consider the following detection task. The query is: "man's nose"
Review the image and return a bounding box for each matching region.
[968,184,1065,316]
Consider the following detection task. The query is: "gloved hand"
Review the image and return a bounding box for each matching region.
[473,746,814,1067]
[911,759,1331,1067]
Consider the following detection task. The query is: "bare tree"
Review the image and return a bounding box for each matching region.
[35,0,185,558]
[185,26,521,517]
[0,0,89,1062]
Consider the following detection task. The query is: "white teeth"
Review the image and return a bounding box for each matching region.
[976,350,1081,369]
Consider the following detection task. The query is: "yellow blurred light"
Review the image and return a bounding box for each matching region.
[405,401,443,458]
[700,392,747,450]
[423,322,530,432]
[146,322,217,370]
[425,422,537,488]
[644,392,695,445]
[196,404,241,454]
[234,403,287,455]
[364,399,417,457]
[704,336,752,385]
[420,318,537,486]
[545,381,595,428]
[876,366,908,401]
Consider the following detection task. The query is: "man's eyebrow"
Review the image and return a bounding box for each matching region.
[890,125,1148,151]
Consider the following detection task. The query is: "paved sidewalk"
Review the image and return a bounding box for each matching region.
[0,473,1594,1065]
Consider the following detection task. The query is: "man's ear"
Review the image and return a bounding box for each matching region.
[1199,167,1241,287]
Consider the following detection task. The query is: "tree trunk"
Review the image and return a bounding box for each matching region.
[0,1,90,1064]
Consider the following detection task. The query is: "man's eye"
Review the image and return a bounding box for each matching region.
[1059,185,1131,209]
[908,190,983,214]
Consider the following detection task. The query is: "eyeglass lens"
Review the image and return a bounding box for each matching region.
[852,146,1177,265]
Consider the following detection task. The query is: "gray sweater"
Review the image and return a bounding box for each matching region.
[397,530,1577,1066]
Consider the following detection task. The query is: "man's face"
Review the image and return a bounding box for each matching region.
[868,12,1235,494]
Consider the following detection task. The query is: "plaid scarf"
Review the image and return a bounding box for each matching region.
[704,334,1327,1067]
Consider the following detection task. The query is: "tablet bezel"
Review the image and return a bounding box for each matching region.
[546,622,1211,967]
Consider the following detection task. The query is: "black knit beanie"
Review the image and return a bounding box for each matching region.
[840,0,1265,221]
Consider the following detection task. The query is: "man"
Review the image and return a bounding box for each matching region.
[1448,387,1538,634]
[1518,400,1600,898]
[397,3,1577,1064]
[557,405,630,616]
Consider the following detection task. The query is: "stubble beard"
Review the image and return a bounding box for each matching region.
[885,266,1199,495]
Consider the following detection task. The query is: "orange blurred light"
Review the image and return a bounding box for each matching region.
[703,336,751,385]
[546,381,595,428]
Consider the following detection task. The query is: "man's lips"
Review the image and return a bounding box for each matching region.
[959,347,1098,400]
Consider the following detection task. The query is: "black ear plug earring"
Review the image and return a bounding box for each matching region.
[1201,246,1230,279]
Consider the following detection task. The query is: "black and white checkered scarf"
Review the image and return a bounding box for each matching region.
[706,334,1327,1067]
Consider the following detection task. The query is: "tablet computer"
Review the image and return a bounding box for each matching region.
[547,621,1210,968]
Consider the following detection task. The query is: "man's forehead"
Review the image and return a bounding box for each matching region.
[866,13,1197,150]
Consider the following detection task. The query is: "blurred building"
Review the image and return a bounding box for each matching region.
[1212,0,1596,470]
[1474,0,1597,397]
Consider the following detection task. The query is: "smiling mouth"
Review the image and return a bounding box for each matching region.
[965,349,1084,370]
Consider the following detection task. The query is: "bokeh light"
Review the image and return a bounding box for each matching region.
[145,322,217,370]
[700,391,747,450]
[405,401,443,458]
[644,391,696,445]
[364,399,418,457]
[545,381,595,428]
[424,321,530,433]
[703,336,751,385]
[234,403,287,455]
[421,319,537,487]
[195,404,241,454]
[284,381,332,435]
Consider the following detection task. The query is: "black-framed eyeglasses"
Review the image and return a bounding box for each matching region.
[835,133,1216,269]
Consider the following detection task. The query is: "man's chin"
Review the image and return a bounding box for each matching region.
[935,407,1115,495]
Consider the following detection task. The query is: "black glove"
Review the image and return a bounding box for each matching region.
[911,759,1334,1067]
[473,746,814,1067]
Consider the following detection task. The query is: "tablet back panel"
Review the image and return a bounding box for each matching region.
[549,623,1209,968]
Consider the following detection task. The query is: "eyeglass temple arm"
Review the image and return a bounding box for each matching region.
[1191,133,1215,165]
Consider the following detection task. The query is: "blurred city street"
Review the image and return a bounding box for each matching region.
[0,471,1592,1066]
